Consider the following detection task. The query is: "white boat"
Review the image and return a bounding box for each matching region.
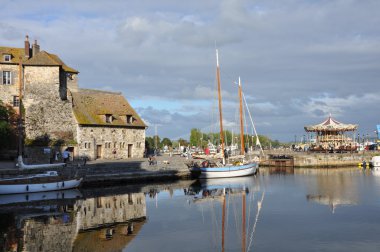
[0,171,83,194]
[188,50,259,179]
[191,162,259,179]
[17,155,66,170]
[371,156,380,168]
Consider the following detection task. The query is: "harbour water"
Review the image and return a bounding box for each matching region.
[1,167,380,251]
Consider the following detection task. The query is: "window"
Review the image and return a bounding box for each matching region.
[13,96,19,107]
[105,114,113,123]
[3,54,11,62]
[126,115,133,124]
[2,71,11,85]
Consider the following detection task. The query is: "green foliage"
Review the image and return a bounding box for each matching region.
[188,127,284,149]
[160,138,172,147]
[0,100,18,150]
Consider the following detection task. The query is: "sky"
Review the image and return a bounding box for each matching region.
[1,0,379,142]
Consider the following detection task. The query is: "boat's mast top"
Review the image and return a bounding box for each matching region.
[216,49,220,67]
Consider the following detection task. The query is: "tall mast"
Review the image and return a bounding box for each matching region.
[239,77,245,155]
[216,49,225,151]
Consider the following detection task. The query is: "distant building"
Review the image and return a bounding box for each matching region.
[304,115,358,152]
[0,36,146,160]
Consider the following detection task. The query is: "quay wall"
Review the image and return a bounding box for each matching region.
[261,151,379,168]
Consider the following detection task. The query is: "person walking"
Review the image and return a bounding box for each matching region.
[63,149,70,163]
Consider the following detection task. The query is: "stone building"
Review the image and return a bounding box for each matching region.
[0,36,146,160]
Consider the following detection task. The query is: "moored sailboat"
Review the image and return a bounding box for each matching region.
[0,171,83,194]
[188,50,259,179]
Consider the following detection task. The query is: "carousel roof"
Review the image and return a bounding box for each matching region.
[304,115,358,132]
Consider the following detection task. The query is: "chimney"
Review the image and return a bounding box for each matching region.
[32,40,40,56]
[24,35,30,59]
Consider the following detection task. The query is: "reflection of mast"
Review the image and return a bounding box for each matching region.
[242,187,246,252]
[222,188,226,252]
[247,191,265,251]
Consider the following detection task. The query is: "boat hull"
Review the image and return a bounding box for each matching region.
[0,189,82,205]
[0,178,83,194]
[371,156,380,168]
[190,162,259,179]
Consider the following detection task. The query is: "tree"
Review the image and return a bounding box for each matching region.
[189,128,203,147]
[160,138,172,148]
[145,137,154,154]
[0,100,18,150]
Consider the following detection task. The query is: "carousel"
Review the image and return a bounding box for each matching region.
[304,115,358,152]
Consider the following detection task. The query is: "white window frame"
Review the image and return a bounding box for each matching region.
[3,54,11,62]
[2,71,11,85]
[13,96,19,107]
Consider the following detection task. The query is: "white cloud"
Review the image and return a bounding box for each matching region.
[2,0,380,141]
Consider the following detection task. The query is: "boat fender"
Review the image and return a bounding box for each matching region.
[202,161,209,168]
[62,181,65,188]
[26,185,29,192]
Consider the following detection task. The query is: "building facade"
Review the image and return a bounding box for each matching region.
[0,36,146,160]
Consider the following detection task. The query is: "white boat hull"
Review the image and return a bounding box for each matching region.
[18,155,66,170]
[371,156,380,167]
[190,162,259,179]
[0,178,83,194]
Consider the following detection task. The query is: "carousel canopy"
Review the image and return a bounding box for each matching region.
[304,115,358,132]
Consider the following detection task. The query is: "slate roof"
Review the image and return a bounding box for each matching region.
[71,89,147,128]
[304,115,358,132]
[0,47,78,73]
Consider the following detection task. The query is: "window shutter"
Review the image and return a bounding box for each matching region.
[0,71,2,84]
[11,71,15,85]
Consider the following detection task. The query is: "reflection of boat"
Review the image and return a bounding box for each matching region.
[190,177,264,251]
[0,190,147,252]
[0,170,83,194]
[188,50,259,179]
[0,189,82,205]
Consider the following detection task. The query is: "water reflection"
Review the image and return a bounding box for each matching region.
[302,168,359,213]
[2,169,380,251]
[186,177,264,252]
[0,189,146,252]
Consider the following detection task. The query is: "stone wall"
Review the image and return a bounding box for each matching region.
[22,213,78,252]
[77,126,145,160]
[0,64,20,106]
[23,66,77,141]
[75,193,146,230]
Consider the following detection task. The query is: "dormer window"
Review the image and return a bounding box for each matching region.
[126,115,133,124]
[3,54,11,62]
[105,114,113,123]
